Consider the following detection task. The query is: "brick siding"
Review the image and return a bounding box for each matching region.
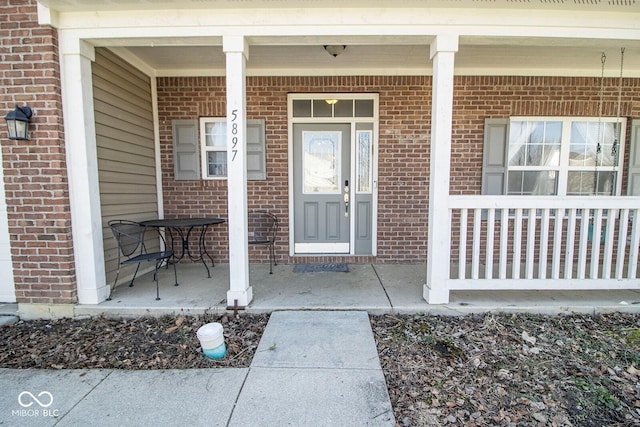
[3,0,640,302]
[156,75,639,266]
[0,0,73,304]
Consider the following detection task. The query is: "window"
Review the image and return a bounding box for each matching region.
[357,130,373,193]
[200,118,227,179]
[292,98,375,118]
[483,117,626,196]
[170,118,266,181]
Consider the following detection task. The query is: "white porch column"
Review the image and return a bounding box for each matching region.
[60,37,109,304]
[424,34,458,304]
[224,36,253,308]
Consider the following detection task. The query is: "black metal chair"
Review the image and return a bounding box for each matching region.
[248,211,278,274]
[108,220,178,300]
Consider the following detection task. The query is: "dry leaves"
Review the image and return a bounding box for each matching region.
[1,310,639,426]
[0,313,269,369]
[371,312,640,427]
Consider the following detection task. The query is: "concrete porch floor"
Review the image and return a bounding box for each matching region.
[72,263,640,318]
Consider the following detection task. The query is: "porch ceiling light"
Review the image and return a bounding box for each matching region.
[323,45,346,58]
[4,105,32,140]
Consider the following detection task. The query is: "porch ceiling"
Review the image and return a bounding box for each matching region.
[37,0,640,12]
[38,1,640,77]
[121,39,640,77]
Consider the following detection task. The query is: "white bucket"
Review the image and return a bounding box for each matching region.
[197,322,226,359]
[197,322,225,349]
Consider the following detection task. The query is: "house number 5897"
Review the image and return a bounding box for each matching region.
[231,109,239,162]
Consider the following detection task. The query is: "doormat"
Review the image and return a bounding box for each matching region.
[293,263,349,273]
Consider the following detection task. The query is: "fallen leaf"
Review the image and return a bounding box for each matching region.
[522,331,537,345]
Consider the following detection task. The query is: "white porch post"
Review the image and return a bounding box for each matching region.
[224,36,253,308]
[424,34,458,304]
[60,37,109,304]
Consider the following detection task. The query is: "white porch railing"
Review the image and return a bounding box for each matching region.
[443,196,640,297]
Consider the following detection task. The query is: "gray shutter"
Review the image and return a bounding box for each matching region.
[482,118,508,195]
[247,119,266,180]
[627,120,640,196]
[172,120,199,180]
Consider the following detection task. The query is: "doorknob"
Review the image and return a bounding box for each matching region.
[344,180,349,217]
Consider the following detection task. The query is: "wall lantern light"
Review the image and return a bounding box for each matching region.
[4,105,32,140]
[323,45,346,58]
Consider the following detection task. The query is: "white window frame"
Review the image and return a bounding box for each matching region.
[200,117,227,180]
[507,116,626,196]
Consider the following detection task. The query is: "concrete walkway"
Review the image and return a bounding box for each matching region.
[0,311,394,426]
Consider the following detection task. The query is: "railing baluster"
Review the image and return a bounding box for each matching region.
[459,208,467,280]
[447,197,640,291]
[552,208,565,279]
[590,209,603,279]
[499,208,508,279]
[513,208,523,279]
[564,209,576,279]
[472,208,481,279]
[615,209,629,279]
[602,209,617,279]
[525,208,536,279]
[628,209,640,278]
[577,209,590,279]
[539,208,550,279]
[485,208,495,279]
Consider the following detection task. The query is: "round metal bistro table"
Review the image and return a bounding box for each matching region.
[140,217,225,278]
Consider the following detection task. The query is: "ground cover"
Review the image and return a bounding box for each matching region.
[372,312,640,426]
[1,311,638,426]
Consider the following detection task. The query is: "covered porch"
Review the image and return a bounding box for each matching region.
[71,263,640,318]
[21,0,640,316]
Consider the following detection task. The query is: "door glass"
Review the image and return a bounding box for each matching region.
[334,100,354,117]
[303,131,341,194]
[293,99,311,117]
[357,130,372,193]
[355,99,374,117]
[312,100,332,117]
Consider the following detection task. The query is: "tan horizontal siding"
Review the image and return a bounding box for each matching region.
[97,145,156,168]
[92,88,154,132]
[94,115,154,143]
[99,181,157,195]
[102,206,160,221]
[94,47,159,288]
[98,170,157,186]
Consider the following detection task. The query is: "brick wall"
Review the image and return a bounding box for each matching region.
[451,75,640,196]
[451,76,640,264]
[2,2,640,305]
[157,76,433,264]
[157,75,640,265]
[0,0,73,304]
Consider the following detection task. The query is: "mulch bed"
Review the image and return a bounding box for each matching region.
[1,311,639,426]
[372,312,640,427]
[0,313,269,369]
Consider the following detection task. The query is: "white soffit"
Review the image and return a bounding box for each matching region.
[40,1,640,77]
[122,43,640,77]
[37,0,640,12]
